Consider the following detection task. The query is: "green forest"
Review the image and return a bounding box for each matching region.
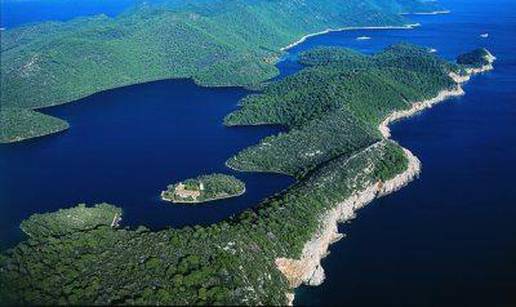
[0,0,442,143]
[20,203,122,239]
[0,44,484,305]
[0,108,69,143]
[456,48,495,67]
[0,141,408,305]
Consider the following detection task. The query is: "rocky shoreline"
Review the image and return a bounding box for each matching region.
[276,148,421,305]
[378,87,465,138]
[275,54,495,306]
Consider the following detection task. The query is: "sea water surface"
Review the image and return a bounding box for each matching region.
[277,0,515,305]
[0,0,136,28]
[0,79,294,249]
[1,0,515,305]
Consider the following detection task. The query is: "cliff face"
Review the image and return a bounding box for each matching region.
[275,51,495,304]
[275,144,421,298]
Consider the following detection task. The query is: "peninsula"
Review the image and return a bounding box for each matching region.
[161,174,246,204]
[0,44,494,305]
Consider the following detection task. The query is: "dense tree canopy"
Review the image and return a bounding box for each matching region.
[225,44,458,178]
[0,0,442,143]
[161,174,246,203]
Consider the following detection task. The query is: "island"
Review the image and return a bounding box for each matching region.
[0,44,495,305]
[0,0,444,143]
[161,174,246,204]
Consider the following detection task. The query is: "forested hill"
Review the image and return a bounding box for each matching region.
[0,0,442,143]
[225,43,459,178]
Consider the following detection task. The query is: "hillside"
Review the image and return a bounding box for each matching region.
[0,0,442,143]
[225,44,458,178]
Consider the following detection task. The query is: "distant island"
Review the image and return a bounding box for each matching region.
[161,174,246,204]
[0,42,495,305]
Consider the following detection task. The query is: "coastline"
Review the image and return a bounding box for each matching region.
[378,87,465,139]
[280,23,420,51]
[275,57,495,305]
[0,124,69,144]
[2,21,421,145]
[275,146,421,306]
[401,10,451,16]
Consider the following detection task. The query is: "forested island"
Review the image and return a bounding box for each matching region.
[0,43,495,305]
[161,174,245,204]
[0,0,443,143]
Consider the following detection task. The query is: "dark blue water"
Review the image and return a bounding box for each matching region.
[278,0,516,305]
[0,79,293,248]
[0,0,136,28]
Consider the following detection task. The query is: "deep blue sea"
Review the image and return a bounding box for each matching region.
[1,0,515,305]
[278,0,516,305]
[0,79,294,248]
[0,0,135,28]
